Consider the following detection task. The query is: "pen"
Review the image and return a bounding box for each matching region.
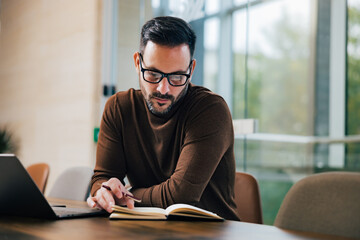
[102,184,141,203]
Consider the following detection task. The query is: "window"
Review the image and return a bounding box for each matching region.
[151,0,360,225]
[347,0,360,169]
[204,17,220,92]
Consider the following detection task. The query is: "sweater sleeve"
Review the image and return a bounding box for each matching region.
[90,95,127,196]
[131,96,234,208]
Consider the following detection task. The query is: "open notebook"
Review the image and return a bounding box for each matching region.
[110,204,224,221]
[0,154,106,219]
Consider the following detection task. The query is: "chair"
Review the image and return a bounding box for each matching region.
[48,166,93,201]
[234,172,263,224]
[26,163,50,193]
[274,172,360,239]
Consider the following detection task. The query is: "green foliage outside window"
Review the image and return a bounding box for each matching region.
[346,3,360,170]
[233,2,360,225]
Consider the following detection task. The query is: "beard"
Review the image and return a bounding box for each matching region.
[142,83,189,117]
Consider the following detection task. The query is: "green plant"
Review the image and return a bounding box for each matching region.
[0,127,19,153]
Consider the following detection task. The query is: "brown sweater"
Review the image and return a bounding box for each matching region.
[90,84,240,221]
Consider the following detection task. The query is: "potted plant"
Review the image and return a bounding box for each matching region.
[0,127,19,154]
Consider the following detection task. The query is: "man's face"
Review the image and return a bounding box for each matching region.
[134,41,196,117]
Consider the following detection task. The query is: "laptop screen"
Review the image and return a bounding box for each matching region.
[0,154,106,219]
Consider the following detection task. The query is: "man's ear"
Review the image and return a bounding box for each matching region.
[189,59,196,81]
[133,52,140,74]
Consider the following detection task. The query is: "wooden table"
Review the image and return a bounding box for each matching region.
[0,199,355,240]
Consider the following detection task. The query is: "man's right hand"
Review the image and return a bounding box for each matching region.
[87,177,135,213]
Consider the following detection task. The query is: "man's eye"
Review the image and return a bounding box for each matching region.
[149,71,161,78]
[170,75,187,82]
[170,75,182,81]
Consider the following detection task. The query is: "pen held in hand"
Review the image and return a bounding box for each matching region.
[102,184,141,203]
[123,192,142,203]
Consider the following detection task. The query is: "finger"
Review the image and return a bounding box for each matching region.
[104,178,137,207]
[93,187,115,213]
[97,193,114,213]
[91,200,102,209]
[111,184,125,199]
[106,178,125,199]
[87,196,97,208]
[126,198,135,209]
[100,188,116,212]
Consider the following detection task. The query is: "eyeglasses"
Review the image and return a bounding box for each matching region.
[138,53,193,87]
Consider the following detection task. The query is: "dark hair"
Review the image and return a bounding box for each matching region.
[140,16,197,59]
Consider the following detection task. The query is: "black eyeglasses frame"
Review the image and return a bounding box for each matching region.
[138,53,193,87]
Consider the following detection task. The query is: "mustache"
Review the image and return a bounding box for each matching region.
[150,92,174,100]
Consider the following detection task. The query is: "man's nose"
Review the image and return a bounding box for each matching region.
[156,77,170,94]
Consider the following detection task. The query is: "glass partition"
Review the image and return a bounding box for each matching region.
[347,0,360,170]
[151,0,360,225]
[204,17,220,92]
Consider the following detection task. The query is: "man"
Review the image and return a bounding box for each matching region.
[87,16,240,221]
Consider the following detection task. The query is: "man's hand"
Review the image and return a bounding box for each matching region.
[87,177,135,213]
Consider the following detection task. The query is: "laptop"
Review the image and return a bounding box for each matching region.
[0,154,107,219]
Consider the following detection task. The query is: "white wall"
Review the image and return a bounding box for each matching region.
[0,0,102,194]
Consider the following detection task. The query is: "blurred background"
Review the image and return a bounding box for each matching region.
[0,0,359,225]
